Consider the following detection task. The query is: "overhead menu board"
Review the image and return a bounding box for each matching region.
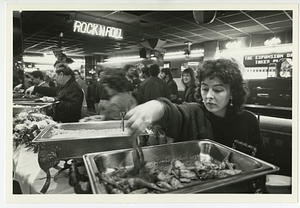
[243,52,292,67]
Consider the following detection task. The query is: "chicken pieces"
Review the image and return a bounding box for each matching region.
[100,156,242,194]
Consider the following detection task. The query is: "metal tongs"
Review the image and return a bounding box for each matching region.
[120,112,125,132]
[119,111,145,175]
[130,136,145,175]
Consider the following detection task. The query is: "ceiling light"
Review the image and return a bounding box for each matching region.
[264,37,281,46]
[226,40,241,49]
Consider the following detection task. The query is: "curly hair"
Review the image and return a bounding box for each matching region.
[197,58,249,115]
[101,68,128,93]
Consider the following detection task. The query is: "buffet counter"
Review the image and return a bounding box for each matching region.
[11,106,290,195]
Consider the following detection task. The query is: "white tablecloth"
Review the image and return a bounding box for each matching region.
[13,145,78,194]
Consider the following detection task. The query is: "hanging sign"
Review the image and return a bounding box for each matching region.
[73,20,123,39]
[243,52,292,67]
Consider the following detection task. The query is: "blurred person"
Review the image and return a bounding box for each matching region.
[141,66,150,80]
[137,64,170,104]
[13,72,33,91]
[131,70,142,100]
[86,68,137,121]
[25,64,84,123]
[86,80,95,110]
[92,69,102,113]
[93,68,109,115]
[160,68,178,103]
[182,67,197,103]
[45,75,56,88]
[13,69,24,89]
[132,70,142,89]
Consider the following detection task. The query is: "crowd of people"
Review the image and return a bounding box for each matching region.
[14,56,265,159]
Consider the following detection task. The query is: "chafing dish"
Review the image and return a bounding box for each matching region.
[32,121,146,159]
[83,139,279,194]
[13,102,54,117]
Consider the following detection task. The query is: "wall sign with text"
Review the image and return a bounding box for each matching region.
[243,52,292,67]
[73,20,123,39]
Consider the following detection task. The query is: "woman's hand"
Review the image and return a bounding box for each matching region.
[125,100,165,140]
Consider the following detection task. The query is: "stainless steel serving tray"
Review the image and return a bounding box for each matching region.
[83,139,279,194]
[13,102,54,117]
[32,121,146,159]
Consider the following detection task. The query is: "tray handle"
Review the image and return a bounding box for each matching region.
[232,140,257,157]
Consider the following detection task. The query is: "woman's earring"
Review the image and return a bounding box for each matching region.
[230,99,233,106]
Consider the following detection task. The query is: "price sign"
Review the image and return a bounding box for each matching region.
[244,52,292,67]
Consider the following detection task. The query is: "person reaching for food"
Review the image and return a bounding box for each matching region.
[25,64,84,123]
[125,58,264,159]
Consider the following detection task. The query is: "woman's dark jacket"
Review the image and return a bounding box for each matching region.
[183,84,197,103]
[34,77,83,123]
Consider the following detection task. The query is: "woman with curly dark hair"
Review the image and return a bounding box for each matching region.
[125,58,264,159]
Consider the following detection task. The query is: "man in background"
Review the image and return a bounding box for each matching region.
[123,64,135,94]
[160,68,178,103]
[30,70,50,97]
[137,64,170,104]
[73,69,88,99]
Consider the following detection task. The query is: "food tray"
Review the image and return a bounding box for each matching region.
[32,121,147,159]
[13,102,54,117]
[83,139,279,194]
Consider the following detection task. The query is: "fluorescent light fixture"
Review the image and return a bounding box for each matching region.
[105,55,143,63]
[164,49,204,59]
[226,40,241,49]
[264,37,281,46]
[164,49,204,57]
[23,55,84,65]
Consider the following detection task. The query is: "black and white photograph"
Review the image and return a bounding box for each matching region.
[3,1,299,206]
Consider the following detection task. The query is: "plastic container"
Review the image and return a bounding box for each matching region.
[265,174,292,194]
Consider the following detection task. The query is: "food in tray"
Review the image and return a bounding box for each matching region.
[50,127,128,139]
[97,154,242,194]
[13,111,57,151]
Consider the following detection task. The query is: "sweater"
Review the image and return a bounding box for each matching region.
[105,92,137,120]
[157,98,264,159]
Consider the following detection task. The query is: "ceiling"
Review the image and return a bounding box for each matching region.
[14,10,293,57]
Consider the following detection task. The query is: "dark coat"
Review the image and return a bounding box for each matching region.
[34,77,83,123]
[183,85,197,103]
[92,79,109,103]
[137,77,170,104]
